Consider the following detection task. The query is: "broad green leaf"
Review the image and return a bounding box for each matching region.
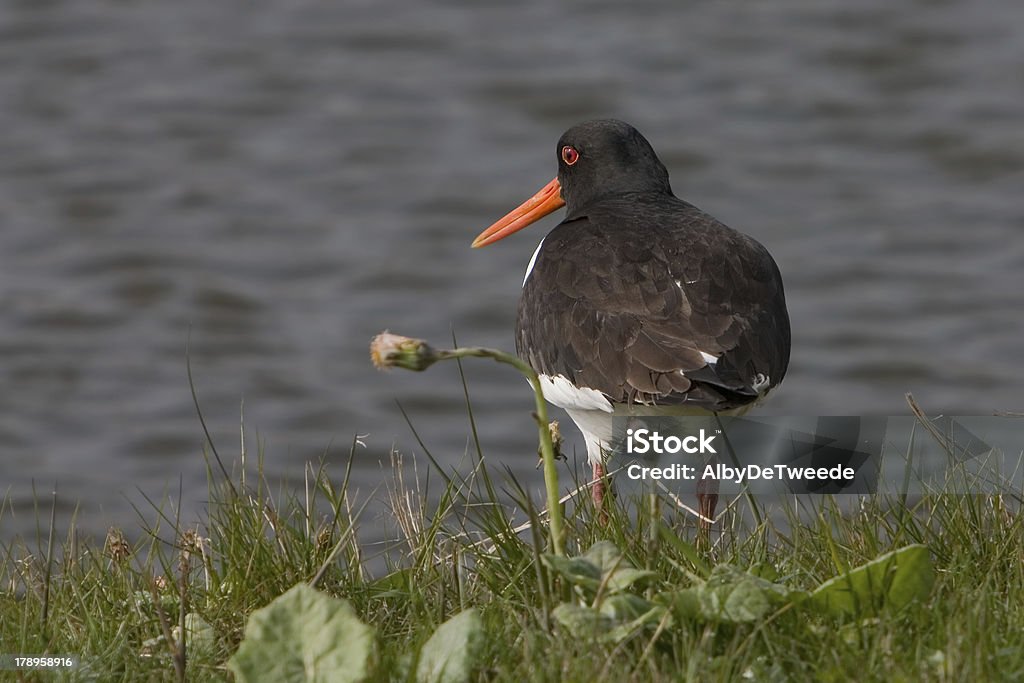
[416,609,484,683]
[543,542,654,595]
[552,603,615,639]
[605,567,658,593]
[580,540,623,573]
[811,544,933,617]
[598,593,658,622]
[542,554,602,591]
[604,606,670,644]
[663,564,805,623]
[228,583,374,683]
[599,594,670,642]
[553,600,668,645]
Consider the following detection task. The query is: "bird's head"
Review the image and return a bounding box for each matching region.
[472,119,672,248]
[555,119,672,217]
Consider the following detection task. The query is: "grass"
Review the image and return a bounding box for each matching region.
[2,395,1024,680]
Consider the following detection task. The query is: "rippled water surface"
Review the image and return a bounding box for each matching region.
[2,0,1023,542]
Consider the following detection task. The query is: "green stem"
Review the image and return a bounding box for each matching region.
[439,347,565,556]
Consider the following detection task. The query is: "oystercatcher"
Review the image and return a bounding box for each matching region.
[472,119,790,525]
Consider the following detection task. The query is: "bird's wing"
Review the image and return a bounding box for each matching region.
[515,202,790,411]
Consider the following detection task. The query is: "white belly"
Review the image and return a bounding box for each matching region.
[537,374,768,465]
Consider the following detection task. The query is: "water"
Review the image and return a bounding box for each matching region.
[2,0,1022,544]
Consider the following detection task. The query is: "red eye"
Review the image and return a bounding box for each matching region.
[561,145,579,166]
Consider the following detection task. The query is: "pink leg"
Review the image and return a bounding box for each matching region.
[592,461,608,523]
[696,457,719,536]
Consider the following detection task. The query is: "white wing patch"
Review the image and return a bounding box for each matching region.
[539,374,614,413]
[700,351,718,365]
[523,237,545,287]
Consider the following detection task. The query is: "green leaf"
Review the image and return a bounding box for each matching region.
[663,564,806,623]
[543,541,655,595]
[542,554,603,591]
[606,567,658,593]
[552,603,615,639]
[228,583,375,683]
[552,600,668,645]
[811,544,934,617]
[416,609,484,683]
[598,593,658,622]
[580,540,623,572]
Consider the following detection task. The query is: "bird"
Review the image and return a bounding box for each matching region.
[471,119,790,528]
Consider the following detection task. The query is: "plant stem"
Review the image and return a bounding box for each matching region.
[438,347,565,556]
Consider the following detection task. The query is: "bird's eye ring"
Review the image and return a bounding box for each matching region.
[561,145,579,166]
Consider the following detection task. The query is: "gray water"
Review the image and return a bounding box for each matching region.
[2,0,1023,544]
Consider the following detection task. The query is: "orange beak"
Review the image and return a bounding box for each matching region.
[471,178,565,248]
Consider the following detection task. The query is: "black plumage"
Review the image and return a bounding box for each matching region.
[513,120,790,412]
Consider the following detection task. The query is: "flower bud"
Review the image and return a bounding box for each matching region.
[370,332,440,372]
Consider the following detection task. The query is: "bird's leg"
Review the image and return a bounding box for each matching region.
[592,460,609,523]
[696,453,719,538]
[592,461,606,506]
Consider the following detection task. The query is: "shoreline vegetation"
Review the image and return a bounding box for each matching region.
[1,337,1022,681]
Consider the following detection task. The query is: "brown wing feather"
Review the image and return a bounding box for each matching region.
[515,194,790,412]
